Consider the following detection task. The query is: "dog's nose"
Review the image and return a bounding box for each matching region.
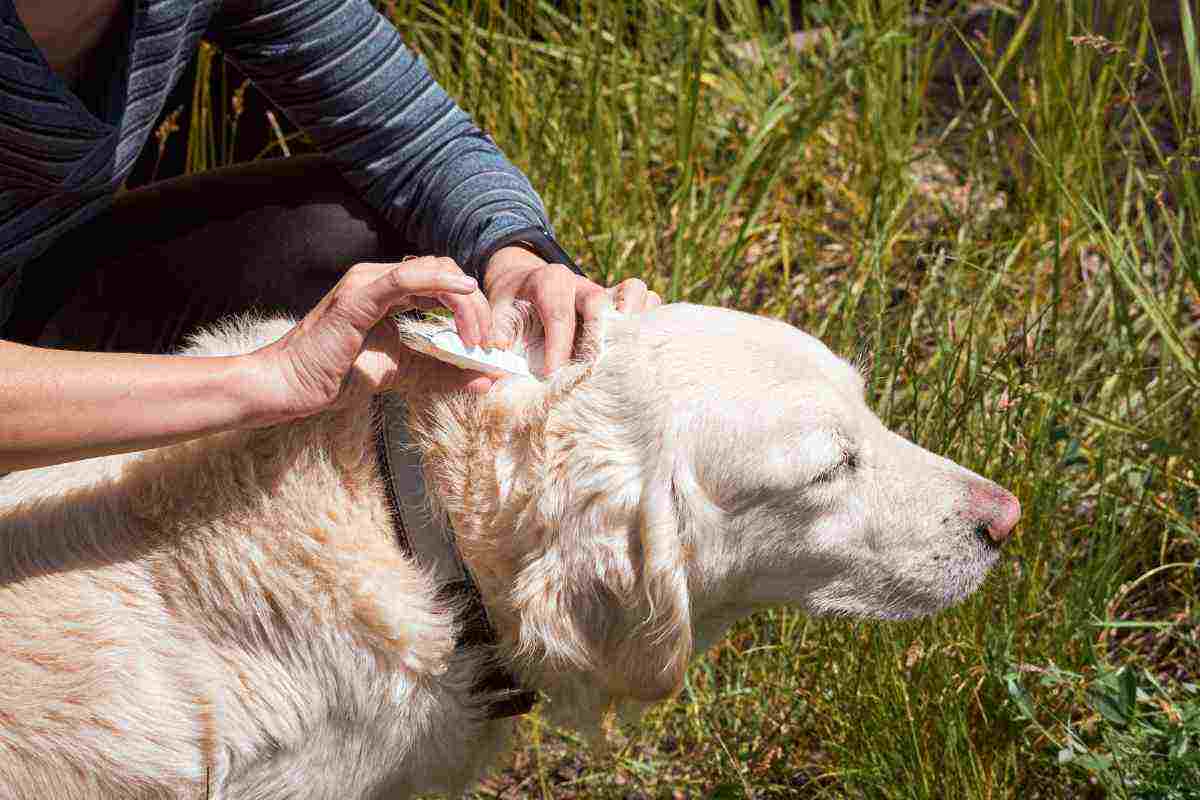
[970,482,1021,544]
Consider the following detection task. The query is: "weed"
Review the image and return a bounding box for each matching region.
[174,0,1199,795]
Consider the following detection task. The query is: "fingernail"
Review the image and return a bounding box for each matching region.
[453,276,477,291]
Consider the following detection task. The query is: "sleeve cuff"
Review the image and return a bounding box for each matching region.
[478,227,585,279]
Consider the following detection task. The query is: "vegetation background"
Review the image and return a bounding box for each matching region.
[139,0,1200,796]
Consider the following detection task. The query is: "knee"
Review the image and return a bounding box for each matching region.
[196,158,419,315]
[259,157,411,270]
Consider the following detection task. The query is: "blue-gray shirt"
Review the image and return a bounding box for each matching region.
[0,0,559,331]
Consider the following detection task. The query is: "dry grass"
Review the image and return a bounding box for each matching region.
[174,0,1200,795]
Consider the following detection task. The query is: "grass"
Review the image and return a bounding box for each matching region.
[171,0,1199,795]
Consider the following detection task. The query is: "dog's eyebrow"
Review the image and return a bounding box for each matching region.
[809,434,858,484]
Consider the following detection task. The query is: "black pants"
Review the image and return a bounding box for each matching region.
[4,155,414,354]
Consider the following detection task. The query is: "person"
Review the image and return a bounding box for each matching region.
[0,0,660,474]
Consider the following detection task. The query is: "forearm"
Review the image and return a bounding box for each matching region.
[0,340,262,472]
[211,0,556,279]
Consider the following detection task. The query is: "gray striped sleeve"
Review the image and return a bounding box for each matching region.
[209,0,557,279]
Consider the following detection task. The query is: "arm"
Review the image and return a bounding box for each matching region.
[0,258,493,473]
[0,342,262,472]
[208,0,563,281]
[209,0,661,372]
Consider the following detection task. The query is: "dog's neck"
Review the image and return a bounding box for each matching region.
[401,307,735,730]
[402,368,590,640]
[404,377,616,729]
[397,305,610,638]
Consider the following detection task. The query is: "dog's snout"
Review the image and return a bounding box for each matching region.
[968,482,1021,544]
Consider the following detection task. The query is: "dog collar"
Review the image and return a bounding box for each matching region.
[372,397,537,720]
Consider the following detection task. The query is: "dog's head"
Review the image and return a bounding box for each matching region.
[402,302,1018,720]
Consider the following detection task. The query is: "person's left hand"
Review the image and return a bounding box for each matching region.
[484,246,662,375]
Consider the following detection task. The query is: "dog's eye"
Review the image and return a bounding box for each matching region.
[811,449,858,484]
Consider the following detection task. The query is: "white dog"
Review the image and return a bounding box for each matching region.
[0,302,1019,799]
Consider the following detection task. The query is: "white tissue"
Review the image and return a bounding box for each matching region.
[406,329,534,378]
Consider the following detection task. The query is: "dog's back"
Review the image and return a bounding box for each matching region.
[0,336,502,799]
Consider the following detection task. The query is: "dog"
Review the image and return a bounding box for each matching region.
[0,301,1019,799]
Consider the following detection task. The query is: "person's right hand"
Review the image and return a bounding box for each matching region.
[247,256,496,428]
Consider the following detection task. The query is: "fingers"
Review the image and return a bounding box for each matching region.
[609,278,642,312]
[320,258,474,335]
[353,257,491,349]
[365,257,477,315]
[486,298,521,352]
[481,250,662,376]
[436,287,492,350]
[608,278,662,313]
[533,264,581,375]
[577,280,611,327]
[264,256,498,422]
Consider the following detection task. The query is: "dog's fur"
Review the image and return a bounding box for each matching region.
[0,302,1015,799]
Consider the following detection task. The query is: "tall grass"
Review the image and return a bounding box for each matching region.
[180,0,1199,795]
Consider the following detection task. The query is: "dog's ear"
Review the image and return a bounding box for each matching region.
[613,464,693,700]
[410,298,694,702]
[510,455,692,704]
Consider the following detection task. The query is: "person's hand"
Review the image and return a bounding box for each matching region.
[248,257,495,427]
[605,275,662,315]
[484,246,662,375]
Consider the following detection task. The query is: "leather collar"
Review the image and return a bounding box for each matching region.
[372,396,537,720]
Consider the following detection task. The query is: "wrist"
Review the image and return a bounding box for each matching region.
[229,351,298,430]
[480,227,584,286]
